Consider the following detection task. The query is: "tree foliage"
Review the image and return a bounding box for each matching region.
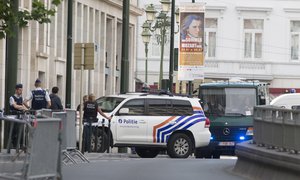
[0,0,62,39]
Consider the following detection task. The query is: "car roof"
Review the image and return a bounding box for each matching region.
[270,93,300,106]
[101,93,199,101]
[200,82,260,88]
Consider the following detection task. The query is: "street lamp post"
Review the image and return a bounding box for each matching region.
[141,23,152,84]
[143,1,180,90]
[144,2,171,89]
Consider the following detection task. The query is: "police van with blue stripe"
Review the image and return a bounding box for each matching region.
[88,93,211,158]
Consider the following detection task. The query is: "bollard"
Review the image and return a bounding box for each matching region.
[102,119,105,152]
[107,119,111,153]
[94,125,98,152]
[6,122,15,153]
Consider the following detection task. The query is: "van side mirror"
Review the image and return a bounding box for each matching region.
[119,108,129,115]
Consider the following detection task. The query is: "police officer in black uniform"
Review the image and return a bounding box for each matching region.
[83,93,111,152]
[23,79,51,111]
[9,84,27,148]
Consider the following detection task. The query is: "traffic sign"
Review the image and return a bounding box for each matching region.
[74,43,96,70]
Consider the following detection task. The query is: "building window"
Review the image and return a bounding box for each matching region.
[243,19,263,59]
[205,18,217,58]
[291,21,300,60]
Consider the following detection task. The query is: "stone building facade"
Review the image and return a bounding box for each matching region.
[136,0,300,96]
[0,0,143,109]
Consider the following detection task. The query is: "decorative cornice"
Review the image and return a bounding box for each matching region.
[205,6,227,17]
[36,52,48,59]
[102,0,143,16]
[54,57,66,63]
[283,8,300,13]
[236,6,273,15]
[206,6,227,12]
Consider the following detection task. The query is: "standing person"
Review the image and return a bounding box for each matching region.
[50,86,63,111]
[23,79,51,111]
[82,93,111,152]
[10,84,27,114]
[77,95,88,111]
[9,84,27,148]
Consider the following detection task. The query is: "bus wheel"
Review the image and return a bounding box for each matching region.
[212,151,220,159]
[195,148,212,159]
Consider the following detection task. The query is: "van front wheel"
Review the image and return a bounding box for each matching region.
[135,148,160,158]
[167,133,193,158]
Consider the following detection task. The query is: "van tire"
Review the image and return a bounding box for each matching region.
[167,133,193,158]
[135,148,159,158]
[90,129,108,153]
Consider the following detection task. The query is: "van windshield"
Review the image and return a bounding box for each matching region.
[96,97,125,112]
[201,88,256,116]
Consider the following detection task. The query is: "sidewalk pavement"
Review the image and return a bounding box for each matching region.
[83,152,170,162]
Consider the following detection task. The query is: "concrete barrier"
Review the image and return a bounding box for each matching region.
[233,142,300,180]
[233,106,300,180]
[253,106,300,151]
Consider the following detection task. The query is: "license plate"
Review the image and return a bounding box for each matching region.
[219,142,235,146]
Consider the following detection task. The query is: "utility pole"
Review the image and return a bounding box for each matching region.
[120,0,130,94]
[168,0,175,92]
[119,0,130,153]
[65,0,73,108]
[188,0,195,96]
[3,0,19,148]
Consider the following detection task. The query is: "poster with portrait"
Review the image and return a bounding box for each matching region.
[178,3,205,80]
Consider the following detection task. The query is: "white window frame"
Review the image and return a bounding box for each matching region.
[243,19,264,60]
[290,20,300,61]
[205,18,218,59]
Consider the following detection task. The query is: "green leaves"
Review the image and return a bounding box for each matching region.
[0,0,62,39]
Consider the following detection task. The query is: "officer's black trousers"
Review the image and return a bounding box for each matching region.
[83,123,92,153]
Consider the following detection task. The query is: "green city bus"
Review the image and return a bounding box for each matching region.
[195,80,269,158]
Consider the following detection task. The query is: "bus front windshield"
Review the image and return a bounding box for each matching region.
[96,97,125,113]
[201,88,257,116]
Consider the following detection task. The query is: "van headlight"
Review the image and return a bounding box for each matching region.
[246,127,253,136]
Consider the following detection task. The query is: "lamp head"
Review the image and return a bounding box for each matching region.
[145,4,156,22]
[175,8,180,24]
[141,21,150,31]
[141,28,151,43]
[160,0,171,13]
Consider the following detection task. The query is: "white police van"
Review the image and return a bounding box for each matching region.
[89,93,211,158]
[270,93,300,109]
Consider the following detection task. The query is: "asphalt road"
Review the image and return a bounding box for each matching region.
[62,157,245,180]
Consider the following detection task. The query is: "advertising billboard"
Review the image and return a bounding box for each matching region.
[178,3,205,80]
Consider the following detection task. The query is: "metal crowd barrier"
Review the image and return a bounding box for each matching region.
[41,109,89,165]
[253,106,300,153]
[0,115,61,180]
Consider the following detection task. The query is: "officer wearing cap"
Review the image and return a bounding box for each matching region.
[23,79,51,110]
[9,83,27,148]
[9,84,27,114]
